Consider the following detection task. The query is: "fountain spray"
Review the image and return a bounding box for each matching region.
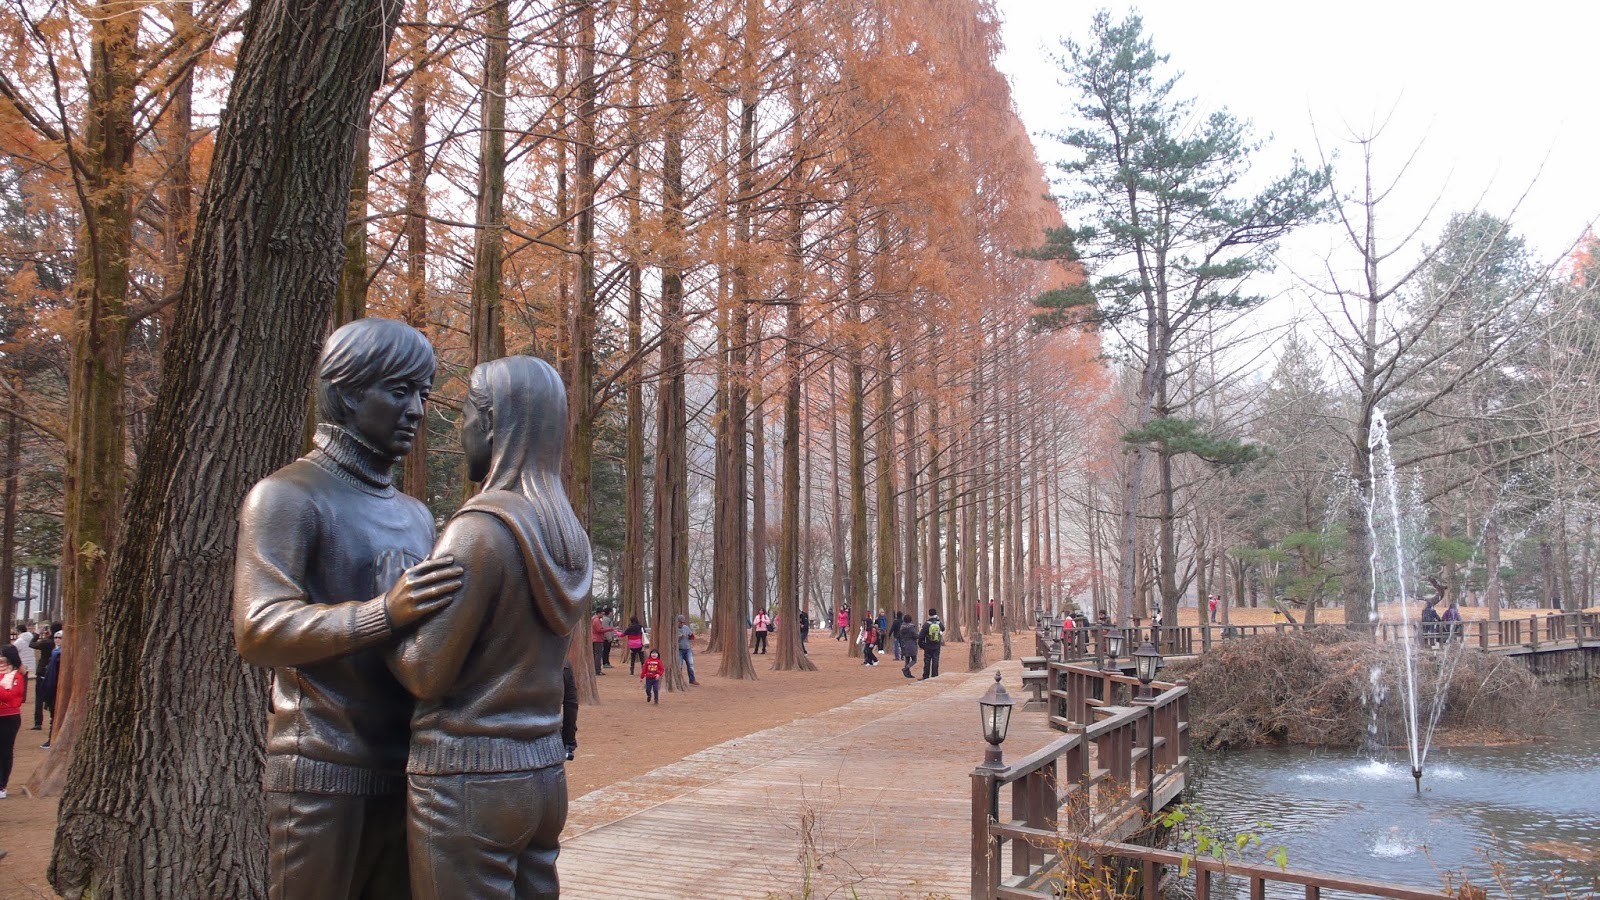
[1368,409,1423,786]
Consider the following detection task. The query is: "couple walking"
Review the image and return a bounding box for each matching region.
[892,608,944,680]
[235,320,590,900]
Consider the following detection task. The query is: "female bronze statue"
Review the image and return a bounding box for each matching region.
[389,355,592,899]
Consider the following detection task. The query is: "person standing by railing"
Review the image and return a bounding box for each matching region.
[1442,600,1462,643]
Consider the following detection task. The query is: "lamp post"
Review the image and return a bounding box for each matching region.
[1133,640,1162,817]
[1133,640,1161,701]
[1103,627,1124,673]
[978,671,1017,769]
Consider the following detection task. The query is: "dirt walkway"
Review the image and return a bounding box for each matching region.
[0,634,972,895]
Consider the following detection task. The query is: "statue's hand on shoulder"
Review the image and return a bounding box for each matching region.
[385,556,465,629]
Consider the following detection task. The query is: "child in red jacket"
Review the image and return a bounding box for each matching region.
[640,649,664,704]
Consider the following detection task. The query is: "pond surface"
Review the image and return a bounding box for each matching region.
[1184,683,1600,898]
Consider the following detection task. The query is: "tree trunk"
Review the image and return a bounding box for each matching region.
[620,0,645,631]
[40,0,141,796]
[650,0,690,693]
[774,299,814,672]
[0,398,18,641]
[49,0,399,890]
[566,0,597,523]
[717,0,760,677]
[400,0,430,503]
[846,264,867,658]
[873,357,897,622]
[750,314,768,623]
[467,0,507,367]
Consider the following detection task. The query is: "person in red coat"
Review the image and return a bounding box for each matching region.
[0,644,25,799]
[640,649,664,704]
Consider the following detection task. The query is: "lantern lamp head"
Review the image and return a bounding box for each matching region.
[1106,627,1125,659]
[977,670,1016,749]
[1133,640,1161,685]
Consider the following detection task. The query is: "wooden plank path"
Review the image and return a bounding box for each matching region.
[559,660,1059,899]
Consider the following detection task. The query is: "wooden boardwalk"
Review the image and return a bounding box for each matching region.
[558,660,1058,900]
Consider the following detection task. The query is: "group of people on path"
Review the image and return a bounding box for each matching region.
[857,609,944,679]
[2,621,63,801]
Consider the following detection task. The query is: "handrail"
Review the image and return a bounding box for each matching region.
[1083,838,1450,900]
[1038,611,1599,667]
[973,663,1191,899]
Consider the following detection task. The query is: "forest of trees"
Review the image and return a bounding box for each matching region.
[1,2,1105,889]
[1,1,1598,893]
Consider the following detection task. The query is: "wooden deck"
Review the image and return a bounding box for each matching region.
[559,660,1059,899]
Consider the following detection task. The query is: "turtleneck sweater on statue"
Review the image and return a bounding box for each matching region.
[234,423,435,794]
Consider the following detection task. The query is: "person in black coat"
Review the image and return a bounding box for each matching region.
[37,632,60,737]
[562,660,578,761]
[33,629,56,731]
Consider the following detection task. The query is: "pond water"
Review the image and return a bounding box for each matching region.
[1183,683,1600,898]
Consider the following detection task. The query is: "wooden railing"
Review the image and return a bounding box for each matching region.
[1041,611,1600,666]
[972,662,1475,899]
[1065,839,1451,900]
[971,664,1188,899]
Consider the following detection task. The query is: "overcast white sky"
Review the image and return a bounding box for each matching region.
[993,1,1599,285]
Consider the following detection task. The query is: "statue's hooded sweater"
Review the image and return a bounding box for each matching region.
[391,356,593,775]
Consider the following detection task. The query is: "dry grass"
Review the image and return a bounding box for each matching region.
[1168,633,1562,750]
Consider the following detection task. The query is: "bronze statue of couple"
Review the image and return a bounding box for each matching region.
[233,318,591,899]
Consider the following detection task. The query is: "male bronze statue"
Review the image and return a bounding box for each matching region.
[234,318,462,900]
[390,355,592,899]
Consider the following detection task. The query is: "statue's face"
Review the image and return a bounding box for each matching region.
[347,375,429,458]
[462,399,492,483]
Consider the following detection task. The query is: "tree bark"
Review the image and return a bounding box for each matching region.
[467,0,507,368]
[650,0,690,693]
[49,0,400,890]
[400,0,430,504]
[40,0,141,796]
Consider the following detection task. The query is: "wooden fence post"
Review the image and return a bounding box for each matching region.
[972,770,995,900]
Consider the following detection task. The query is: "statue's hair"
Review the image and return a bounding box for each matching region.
[316,318,435,427]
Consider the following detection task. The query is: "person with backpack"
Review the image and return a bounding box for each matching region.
[896,614,919,679]
[918,608,943,680]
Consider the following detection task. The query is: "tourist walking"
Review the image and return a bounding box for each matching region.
[889,612,903,660]
[752,608,772,655]
[799,611,810,653]
[0,644,24,799]
[918,609,943,680]
[835,605,850,640]
[875,611,888,652]
[601,606,617,669]
[897,615,919,679]
[591,608,611,675]
[677,615,699,685]
[30,627,53,731]
[623,616,646,674]
[641,649,664,703]
[1207,594,1218,623]
[861,620,880,666]
[37,630,60,739]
